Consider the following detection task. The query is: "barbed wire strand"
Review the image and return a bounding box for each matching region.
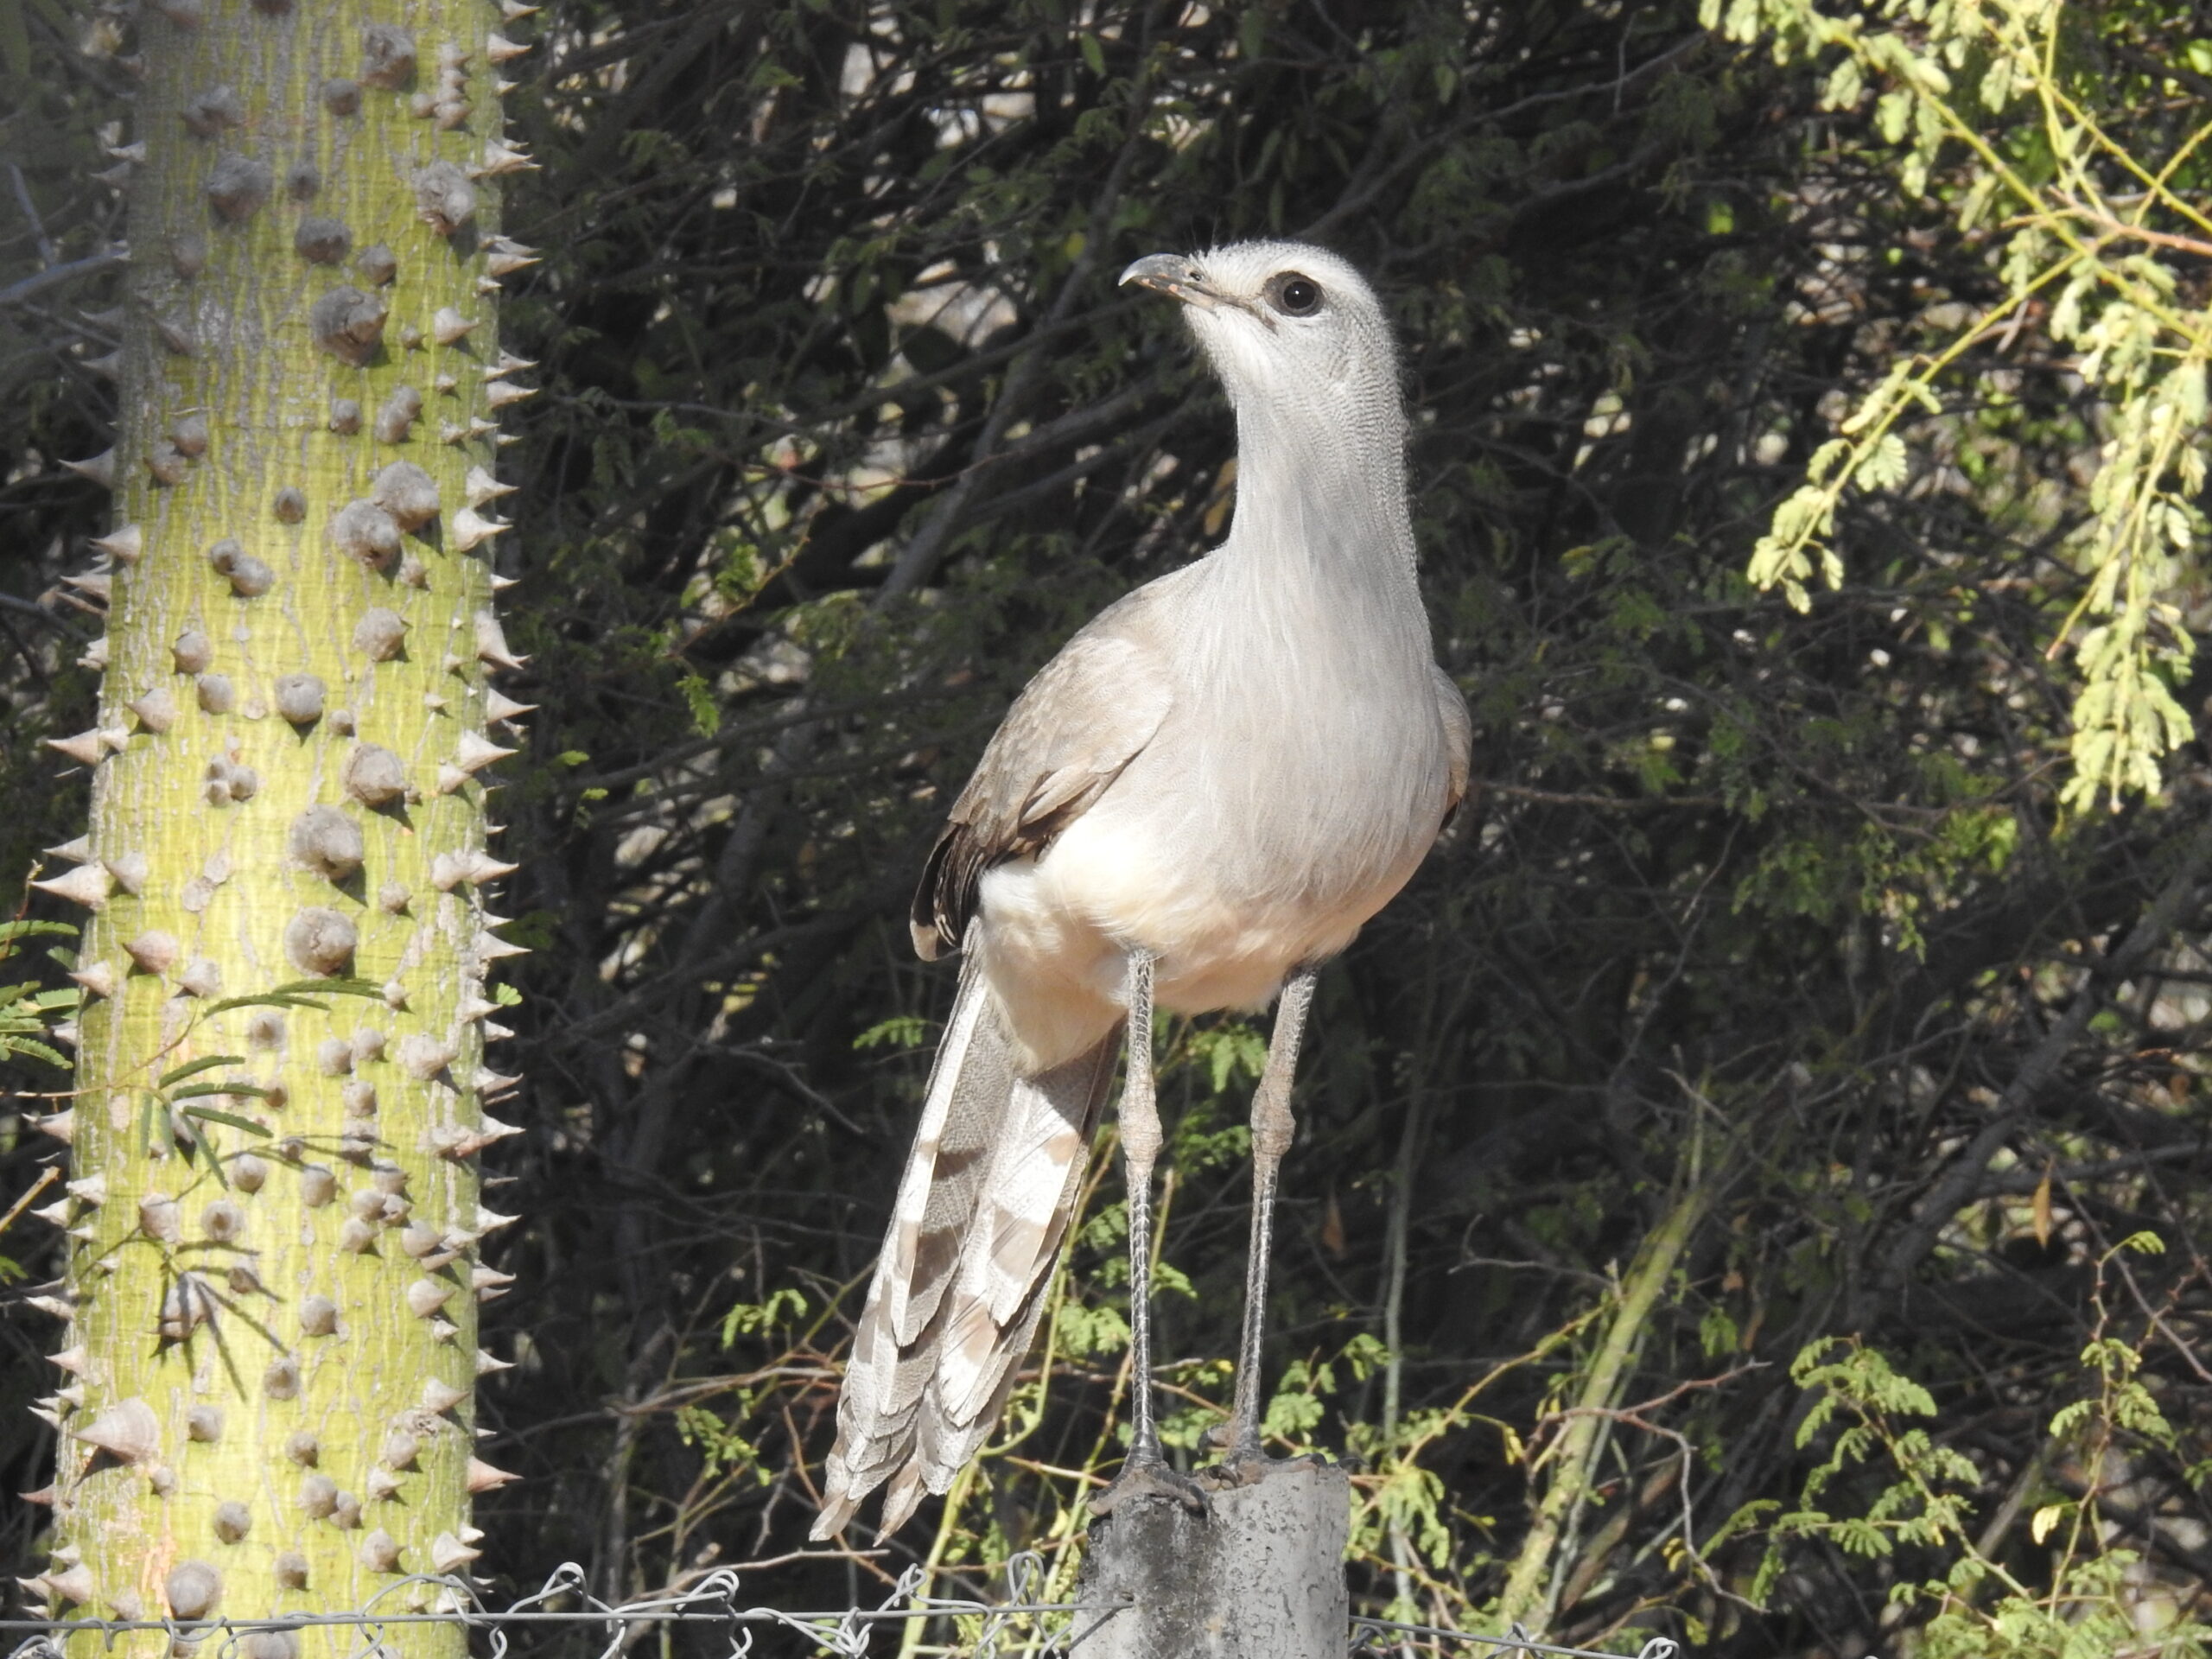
[7,1557,1681,1659]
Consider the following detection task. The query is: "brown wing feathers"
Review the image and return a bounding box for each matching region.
[911,612,1176,960]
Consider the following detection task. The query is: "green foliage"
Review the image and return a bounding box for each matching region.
[0,918,77,1070]
[720,1285,810,1347]
[1734,1245,2212,1659]
[1711,0,2212,806]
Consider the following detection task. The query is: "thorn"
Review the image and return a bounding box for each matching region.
[61,450,117,488]
[31,863,112,909]
[454,731,517,774]
[89,524,143,563]
[468,850,519,884]
[465,1457,519,1492]
[42,730,106,768]
[430,1533,482,1573]
[470,142,540,179]
[71,1395,158,1463]
[69,962,117,1000]
[463,464,517,506]
[449,506,507,551]
[474,611,527,670]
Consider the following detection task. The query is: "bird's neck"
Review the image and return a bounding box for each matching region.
[1218,400,1418,592]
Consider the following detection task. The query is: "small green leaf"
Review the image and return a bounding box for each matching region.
[180,1106,273,1137]
[158,1054,247,1088]
[855,1014,927,1051]
[266,976,383,1000]
[168,1081,266,1103]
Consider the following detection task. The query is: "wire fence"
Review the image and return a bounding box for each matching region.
[4,1558,1683,1659]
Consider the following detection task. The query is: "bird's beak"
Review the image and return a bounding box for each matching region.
[1120,253,1234,312]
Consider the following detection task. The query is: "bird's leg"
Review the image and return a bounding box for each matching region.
[1092,949,1205,1516]
[1216,967,1319,1477]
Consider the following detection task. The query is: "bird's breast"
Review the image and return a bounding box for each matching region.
[992,637,1451,1027]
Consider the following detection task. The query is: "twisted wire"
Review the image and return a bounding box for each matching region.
[7,1556,1683,1659]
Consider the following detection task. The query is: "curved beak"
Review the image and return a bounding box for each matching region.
[1119,252,1231,311]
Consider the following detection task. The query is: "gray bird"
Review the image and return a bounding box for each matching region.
[811,241,1471,1538]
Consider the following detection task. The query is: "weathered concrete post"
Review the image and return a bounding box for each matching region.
[1076,1459,1351,1657]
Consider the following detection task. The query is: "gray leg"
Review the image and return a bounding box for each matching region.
[1223,967,1319,1465]
[1093,950,1205,1516]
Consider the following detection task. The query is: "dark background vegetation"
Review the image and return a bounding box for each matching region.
[6,1,2212,1653]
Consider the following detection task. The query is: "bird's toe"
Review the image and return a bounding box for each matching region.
[1090,1452,1210,1517]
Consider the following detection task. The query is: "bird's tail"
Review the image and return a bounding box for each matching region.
[812,960,1117,1539]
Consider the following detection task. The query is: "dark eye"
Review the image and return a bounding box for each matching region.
[1268,272,1323,316]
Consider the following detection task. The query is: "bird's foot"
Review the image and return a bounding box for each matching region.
[1197,1429,1334,1489]
[1090,1446,1209,1517]
[1201,1442,1275,1489]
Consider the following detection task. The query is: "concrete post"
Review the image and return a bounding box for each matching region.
[1075,1458,1351,1657]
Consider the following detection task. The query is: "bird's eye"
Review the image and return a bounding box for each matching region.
[1267,272,1323,316]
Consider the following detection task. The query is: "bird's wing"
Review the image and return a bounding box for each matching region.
[912,588,1176,958]
[1432,661,1473,825]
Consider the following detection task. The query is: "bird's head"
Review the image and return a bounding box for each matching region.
[1119,240,1401,426]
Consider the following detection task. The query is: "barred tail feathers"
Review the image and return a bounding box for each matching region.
[813,967,1116,1539]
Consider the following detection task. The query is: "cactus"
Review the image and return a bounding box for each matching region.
[30,0,532,1647]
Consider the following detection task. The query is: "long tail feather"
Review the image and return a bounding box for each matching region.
[813,963,1114,1539]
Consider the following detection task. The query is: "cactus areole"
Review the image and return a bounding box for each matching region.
[29,0,536,1643]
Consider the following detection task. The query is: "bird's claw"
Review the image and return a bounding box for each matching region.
[1198,1440,1336,1489]
[1201,1442,1274,1488]
[1090,1449,1209,1517]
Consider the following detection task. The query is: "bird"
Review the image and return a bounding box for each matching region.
[810,240,1471,1539]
